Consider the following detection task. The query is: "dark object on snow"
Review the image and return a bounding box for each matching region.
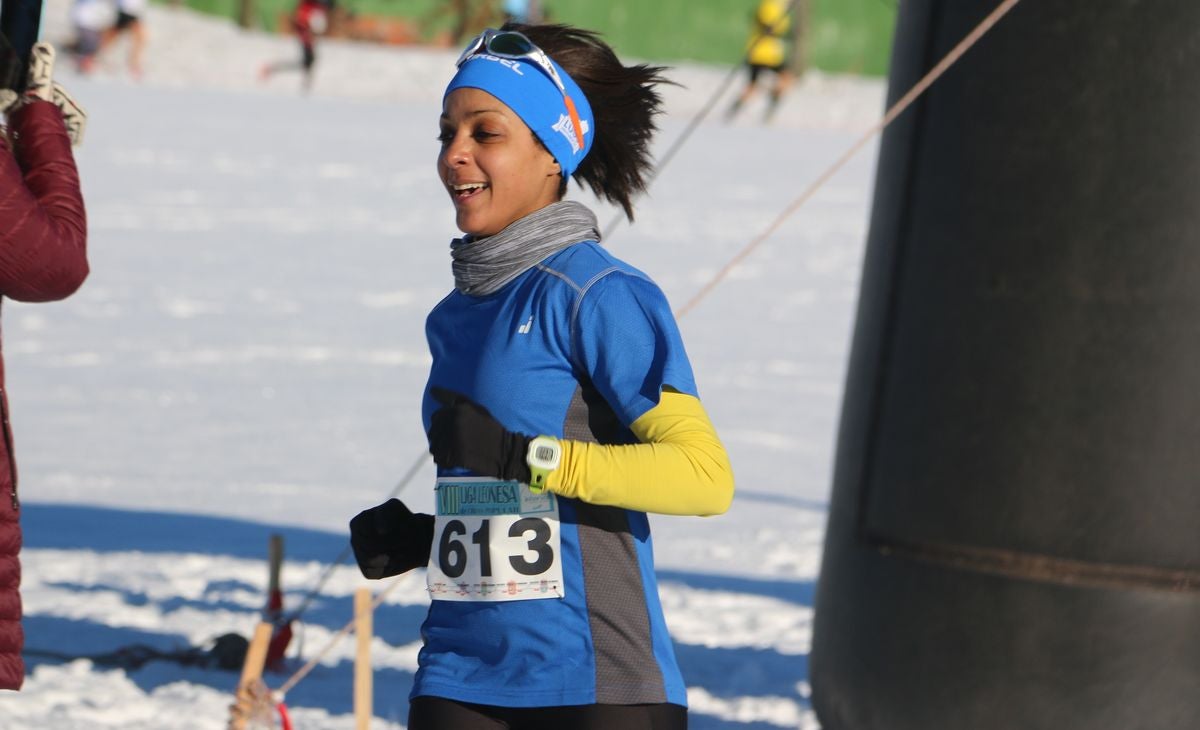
[811,2,1200,730]
[209,633,250,671]
[25,632,250,672]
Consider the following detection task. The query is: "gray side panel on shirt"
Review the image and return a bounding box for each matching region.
[563,382,668,704]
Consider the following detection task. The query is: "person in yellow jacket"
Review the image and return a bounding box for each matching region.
[727,0,795,122]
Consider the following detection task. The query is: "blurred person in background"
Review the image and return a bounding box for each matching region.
[0,38,89,691]
[726,0,795,123]
[98,0,148,79]
[259,0,330,92]
[502,0,542,24]
[69,0,115,73]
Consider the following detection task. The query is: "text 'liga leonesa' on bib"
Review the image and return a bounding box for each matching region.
[427,477,565,601]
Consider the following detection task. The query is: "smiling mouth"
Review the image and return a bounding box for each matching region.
[450,182,489,200]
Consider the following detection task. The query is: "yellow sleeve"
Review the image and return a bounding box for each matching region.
[545,390,734,516]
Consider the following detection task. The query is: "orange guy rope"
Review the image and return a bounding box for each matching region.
[603,0,805,240]
[275,577,407,698]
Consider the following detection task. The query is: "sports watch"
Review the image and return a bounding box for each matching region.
[526,435,562,492]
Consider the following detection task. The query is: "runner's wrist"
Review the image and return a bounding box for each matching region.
[526,435,561,493]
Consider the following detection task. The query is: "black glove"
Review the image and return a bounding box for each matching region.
[349,498,434,579]
[428,387,532,483]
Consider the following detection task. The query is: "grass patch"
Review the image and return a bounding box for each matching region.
[163,0,897,75]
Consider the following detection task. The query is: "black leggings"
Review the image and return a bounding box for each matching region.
[408,696,688,730]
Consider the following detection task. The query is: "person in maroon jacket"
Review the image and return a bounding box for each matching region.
[0,38,89,690]
[258,0,330,92]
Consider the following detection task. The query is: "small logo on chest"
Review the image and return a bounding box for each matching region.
[517,316,533,334]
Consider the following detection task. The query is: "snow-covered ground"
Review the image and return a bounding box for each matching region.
[1,2,884,727]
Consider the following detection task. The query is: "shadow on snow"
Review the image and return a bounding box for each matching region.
[24,613,417,719]
[657,570,815,607]
[22,502,351,562]
[22,502,812,727]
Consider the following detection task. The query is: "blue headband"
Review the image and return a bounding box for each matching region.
[444,53,595,177]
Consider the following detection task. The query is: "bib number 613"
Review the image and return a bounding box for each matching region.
[437,516,554,578]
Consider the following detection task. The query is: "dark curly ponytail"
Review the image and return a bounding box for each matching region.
[505,23,671,222]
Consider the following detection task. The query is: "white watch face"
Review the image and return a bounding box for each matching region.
[528,437,561,470]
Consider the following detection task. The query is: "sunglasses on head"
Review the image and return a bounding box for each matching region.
[456,29,585,153]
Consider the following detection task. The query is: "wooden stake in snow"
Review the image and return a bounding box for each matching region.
[354,588,374,730]
[229,621,274,730]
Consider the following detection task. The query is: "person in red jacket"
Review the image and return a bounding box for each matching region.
[258,0,330,92]
[0,38,89,690]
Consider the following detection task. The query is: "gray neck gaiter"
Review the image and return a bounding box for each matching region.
[451,201,600,296]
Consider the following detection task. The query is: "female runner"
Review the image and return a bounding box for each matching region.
[351,23,734,730]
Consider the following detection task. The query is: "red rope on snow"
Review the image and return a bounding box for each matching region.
[277,700,294,730]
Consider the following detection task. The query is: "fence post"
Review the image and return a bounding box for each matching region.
[354,588,373,730]
[230,622,274,729]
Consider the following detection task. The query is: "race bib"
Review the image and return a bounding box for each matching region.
[426,477,565,602]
